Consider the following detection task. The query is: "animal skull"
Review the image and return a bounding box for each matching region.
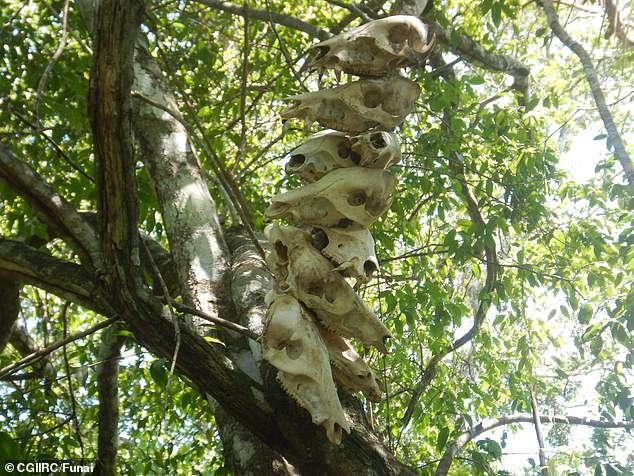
[318,325,383,402]
[311,225,379,284]
[262,293,351,444]
[285,130,359,183]
[265,167,398,228]
[307,15,435,77]
[265,224,391,353]
[350,131,401,169]
[280,77,420,133]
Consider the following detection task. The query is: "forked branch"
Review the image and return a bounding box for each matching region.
[538,0,634,194]
[434,412,634,476]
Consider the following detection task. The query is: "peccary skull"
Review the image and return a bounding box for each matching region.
[262,293,351,444]
[318,326,383,402]
[311,225,379,284]
[265,167,398,228]
[285,130,358,183]
[350,131,401,169]
[264,224,391,353]
[307,15,435,77]
[280,77,420,133]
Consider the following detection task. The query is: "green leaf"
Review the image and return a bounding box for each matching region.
[0,432,21,460]
[578,303,593,324]
[436,427,450,451]
[491,2,502,27]
[150,358,168,387]
[590,336,604,357]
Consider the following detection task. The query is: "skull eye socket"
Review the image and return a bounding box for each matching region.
[324,289,337,303]
[347,191,366,206]
[311,229,329,250]
[337,218,354,228]
[370,132,387,149]
[364,260,378,276]
[286,340,303,360]
[363,89,383,108]
[288,154,306,168]
[388,24,409,44]
[307,283,322,296]
[337,143,351,158]
[323,99,346,120]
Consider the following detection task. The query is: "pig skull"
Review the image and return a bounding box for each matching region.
[262,293,351,444]
[318,326,384,402]
[307,15,435,77]
[280,77,420,133]
[351,130,401,169]
[285,130,359,183]
[311,225,379,284]
[265,167,398,228]
[264,224,391,353]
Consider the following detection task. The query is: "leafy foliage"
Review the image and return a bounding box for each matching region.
[0,0,632,474]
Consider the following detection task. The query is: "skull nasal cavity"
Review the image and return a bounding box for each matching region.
[313,45,330,61]
[289,154,306,167]
[363,90,383,108]
[370,132,387,149]
[275,241,288,261]
[348,191,366,206]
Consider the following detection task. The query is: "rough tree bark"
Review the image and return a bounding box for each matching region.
[94,324,126,476]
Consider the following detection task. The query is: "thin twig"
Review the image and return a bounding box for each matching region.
[35,0,70,122]
[0,317,120,379]
[170,302,259,341]
[529,384,549,476]
[60,301,85,456]
[140,239,181,433]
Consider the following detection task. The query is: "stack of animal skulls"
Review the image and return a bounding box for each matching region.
[261,15,434,444]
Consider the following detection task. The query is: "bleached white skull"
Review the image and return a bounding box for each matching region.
[318,326,384,402]
[265,224,391,353]
[307,15,435,77]
[262,293,351,444]
[311,225,379,284]
[280,77,420,133]
[285,130,359,183]
[265,167,398,228]
[350,131,401,169]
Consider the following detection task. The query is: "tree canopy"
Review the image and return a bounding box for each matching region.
[0,0,633,475]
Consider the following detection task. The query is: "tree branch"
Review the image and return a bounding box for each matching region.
[434,412,634,476]
[600,0,634,48]
[0,144,102,267]
[538,0,634,194]
[0,238,111,316]
[0,276,20,354]
[0,316,120,379]
[132,42,233,330]
[90,0,144,283]
[529,384,549,476]
[9,321,57,380]
[192,0,330,40]
[432,23,530,101]
[95,323,126,476]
